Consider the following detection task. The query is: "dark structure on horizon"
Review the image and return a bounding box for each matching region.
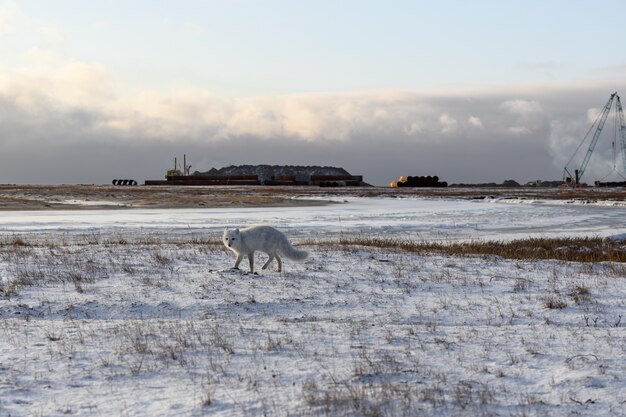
[144,164,368,187]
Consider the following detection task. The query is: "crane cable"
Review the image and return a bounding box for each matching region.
[564,107,603,170]
[599,101,626,181]
[612,103,616,170]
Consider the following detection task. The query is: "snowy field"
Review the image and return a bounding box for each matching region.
[0,197,625,416]
[2,195,626,241]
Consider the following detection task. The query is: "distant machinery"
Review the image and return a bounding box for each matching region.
[564,92,626,185]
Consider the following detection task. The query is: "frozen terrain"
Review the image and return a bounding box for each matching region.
[2,196,626,241]
[0,197,624,416]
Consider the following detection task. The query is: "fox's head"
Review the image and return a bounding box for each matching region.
[222,228,240,248]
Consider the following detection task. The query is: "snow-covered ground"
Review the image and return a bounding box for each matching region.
[0,197,625,416]
[2,196,626,241]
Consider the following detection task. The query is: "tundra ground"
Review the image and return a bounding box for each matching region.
[1,233,624,416]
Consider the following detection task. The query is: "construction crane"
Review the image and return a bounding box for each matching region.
[563,92,625,185]
[615,95,626,175]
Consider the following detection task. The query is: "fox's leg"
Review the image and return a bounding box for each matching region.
[262,254,275,270]
[248,253,254,273]
[276,255,282,272]
[234,253,243,269]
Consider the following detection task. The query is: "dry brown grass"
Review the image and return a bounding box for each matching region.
[318,236,626,263]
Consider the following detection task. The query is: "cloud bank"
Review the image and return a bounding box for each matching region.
[2,61,626,185]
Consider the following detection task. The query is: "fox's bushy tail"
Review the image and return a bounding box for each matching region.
[279,240,308,261]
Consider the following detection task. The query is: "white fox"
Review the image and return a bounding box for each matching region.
[222,226,308,273]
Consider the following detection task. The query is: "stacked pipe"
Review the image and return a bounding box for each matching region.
[390,175,448,188]
[112,179,138,186]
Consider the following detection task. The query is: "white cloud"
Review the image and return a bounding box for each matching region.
[0,61,615,151]
[501,99,542,115]
[23,47,60,65]
[53,61,113,107]
[438,113,458,134]
[404,121,422,135]
[508,126,531,135]
[587,108,601,123]
[468,115,483,128]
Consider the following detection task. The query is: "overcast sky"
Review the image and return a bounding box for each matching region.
[2,0,626,185]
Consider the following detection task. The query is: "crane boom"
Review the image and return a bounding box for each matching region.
[576,93,616,182]
[615,95,626,174]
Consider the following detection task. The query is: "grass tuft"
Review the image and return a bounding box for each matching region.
[543,296,567,309]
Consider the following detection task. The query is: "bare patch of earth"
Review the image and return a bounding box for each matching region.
[0,185,330,210]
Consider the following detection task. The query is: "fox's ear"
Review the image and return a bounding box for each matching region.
[235,228,240,234]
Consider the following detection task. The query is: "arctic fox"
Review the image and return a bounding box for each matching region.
[222,226,308,273]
